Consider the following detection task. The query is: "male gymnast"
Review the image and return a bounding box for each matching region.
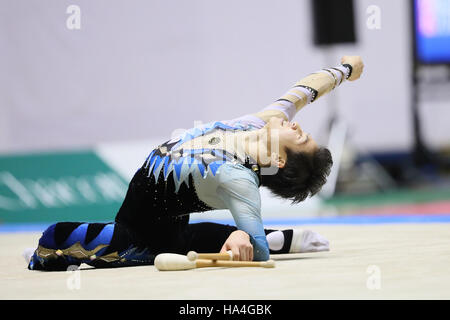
[26,56,364,270]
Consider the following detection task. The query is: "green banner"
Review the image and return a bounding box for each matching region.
[0,151,128,224]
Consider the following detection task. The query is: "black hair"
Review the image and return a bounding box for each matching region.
[260,147,333,204]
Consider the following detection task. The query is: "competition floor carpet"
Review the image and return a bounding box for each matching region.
[1,188,450,300]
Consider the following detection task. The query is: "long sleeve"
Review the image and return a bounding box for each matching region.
[216,166,270,261]
[254,64,352,122]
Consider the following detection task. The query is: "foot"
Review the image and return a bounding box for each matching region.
[22,248,35,265]
[290,229,330,253]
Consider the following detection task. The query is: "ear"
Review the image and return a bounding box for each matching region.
[271,153,286,169]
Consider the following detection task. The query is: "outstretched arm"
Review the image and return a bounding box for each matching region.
[254,56,364,122]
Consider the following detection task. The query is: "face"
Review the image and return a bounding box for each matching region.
[266,117,318,168]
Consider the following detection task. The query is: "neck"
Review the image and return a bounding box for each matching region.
[236,128,271,167]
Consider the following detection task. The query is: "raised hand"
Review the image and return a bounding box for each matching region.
[341,55,364,81]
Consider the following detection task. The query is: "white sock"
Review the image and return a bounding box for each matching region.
[289,229,330,253]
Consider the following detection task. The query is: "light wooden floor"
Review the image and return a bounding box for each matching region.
[1,223,449,300]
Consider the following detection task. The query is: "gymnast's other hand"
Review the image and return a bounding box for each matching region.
[341,55,364,81]
[220,230,254,261]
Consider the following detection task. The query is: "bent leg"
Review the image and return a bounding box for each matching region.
[177,223,293,254]
[28,222,154,271]
[174,223,299,254]
[177,223,329,255]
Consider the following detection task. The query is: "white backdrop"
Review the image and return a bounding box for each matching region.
[1,0,448,154]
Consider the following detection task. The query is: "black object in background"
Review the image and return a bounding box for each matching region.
[312,0,357,45]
